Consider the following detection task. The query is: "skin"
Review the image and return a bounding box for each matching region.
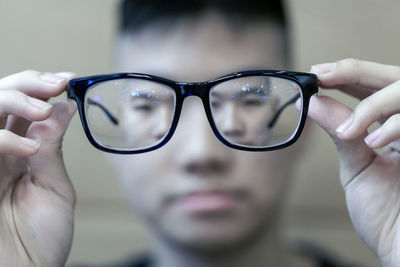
[0,12,398,267]
[210,76,297,147]
[0,71,76,267]
[111,12,300,267]
[119,81,176,149]
[112,75,297,150]
[309,59,400,267]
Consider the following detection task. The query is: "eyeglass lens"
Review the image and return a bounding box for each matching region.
[84,76,302,151]
[210,76,302,148]
[85,79,176,150]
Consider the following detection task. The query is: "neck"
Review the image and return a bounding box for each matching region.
[151,222,290,267]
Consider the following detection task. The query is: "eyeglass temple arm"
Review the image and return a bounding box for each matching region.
[267,93,300,129]
[87,98,119,125]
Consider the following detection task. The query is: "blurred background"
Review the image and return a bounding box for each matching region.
[1,1,399,266]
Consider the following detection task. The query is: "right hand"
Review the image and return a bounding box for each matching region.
[0,71,77,267]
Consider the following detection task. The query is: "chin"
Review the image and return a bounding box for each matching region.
[158,215,270,256]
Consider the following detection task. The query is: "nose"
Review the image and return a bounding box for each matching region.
[170,96,233,176]
[152,106,172,141]
[216,102,245,140]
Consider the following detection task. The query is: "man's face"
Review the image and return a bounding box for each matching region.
[109,13,294,251]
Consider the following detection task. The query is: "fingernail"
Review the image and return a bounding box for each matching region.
[336,114,354,134]
[40,73,66,84]
[28,97,52,110]
[364,128,382,147]
[19,137,40,150]
[55,72,76,79]
[310,62,337,76]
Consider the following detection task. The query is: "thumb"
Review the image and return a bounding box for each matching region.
[307,95,376,187]
[26,99,77,202]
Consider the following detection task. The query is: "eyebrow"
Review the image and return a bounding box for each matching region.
[129,91,174,102]
[211,86,270,99]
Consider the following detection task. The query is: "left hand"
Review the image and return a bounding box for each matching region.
[307,58,400,267]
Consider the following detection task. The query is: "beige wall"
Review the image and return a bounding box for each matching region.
[1,1,399,266]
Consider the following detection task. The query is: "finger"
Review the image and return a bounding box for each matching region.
[5,94,53,136]
[333,83,375,100]
[26,100,77,202]
[0,90,53,119]
[0,90,53,132]
[0,129,40,156]
[307,95,376,187]
[311,58,400,97]
[0,70,75,99]
[364,114,400,149]
[0,71,76,136]
[335,80,400,140]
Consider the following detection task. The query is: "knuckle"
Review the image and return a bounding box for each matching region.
[353,97,383,124]
[337,58,362,84]
[340,58,360,69]
[31,120,55,133]
[356,97,374,113]
[20,70,40,77]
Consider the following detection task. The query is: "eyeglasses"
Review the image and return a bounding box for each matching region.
[68,70,318,154]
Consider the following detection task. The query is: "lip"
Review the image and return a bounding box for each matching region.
[173,190,240,214]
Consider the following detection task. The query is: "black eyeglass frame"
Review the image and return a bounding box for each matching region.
[68,70,318,154]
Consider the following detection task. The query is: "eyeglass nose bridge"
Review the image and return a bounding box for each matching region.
[177,82,209,99]
[175,81,225,148]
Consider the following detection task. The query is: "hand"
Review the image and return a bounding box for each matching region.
[0,71,77,267]
[308,59,400,267]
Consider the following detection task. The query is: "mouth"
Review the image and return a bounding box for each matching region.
[170,189,247,215]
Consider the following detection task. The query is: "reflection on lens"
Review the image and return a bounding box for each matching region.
[210,76,302,148]
[85,79,176,150]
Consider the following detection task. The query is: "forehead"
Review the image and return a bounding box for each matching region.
[114,12,286,81]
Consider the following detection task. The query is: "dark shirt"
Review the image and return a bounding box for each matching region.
[73,242,362,267]
[75,253,361,267]
[120,253,359,267]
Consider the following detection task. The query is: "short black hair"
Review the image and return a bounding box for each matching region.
[119,0,286,34]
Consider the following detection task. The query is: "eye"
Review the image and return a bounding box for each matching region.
[131,102,154,112]
[242,97,263,107]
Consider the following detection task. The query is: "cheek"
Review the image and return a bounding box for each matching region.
[110,153,171,214]
[235,151,289,205]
